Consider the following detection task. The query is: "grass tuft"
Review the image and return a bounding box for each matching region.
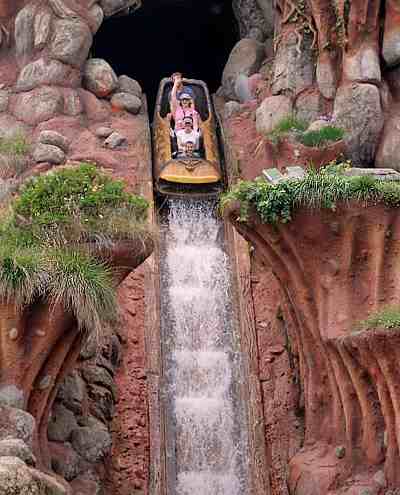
[0,246,48,306]
[358,306,400,331]
[0,134,31,180]
[48,250,117,341]
[266,115,344,148]
[297,126,345,147]
[268,115,308,144]
[0,134,30,156]
[220,163,400,224]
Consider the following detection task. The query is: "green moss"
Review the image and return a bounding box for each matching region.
[0,163,150,335]
[220,164,400,224]
[297,126,344,147]
[358,306,400,331]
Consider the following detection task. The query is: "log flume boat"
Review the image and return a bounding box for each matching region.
[153,77,223,197]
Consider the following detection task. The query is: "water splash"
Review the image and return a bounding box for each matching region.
[160,199,249,495]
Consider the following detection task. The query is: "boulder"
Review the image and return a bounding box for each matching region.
[88,4,104,34]
[343,46,381,84]
[307,119,332,132]
[63,89,83,116]
[386,64,400,102]
[87,383,115,422]
[78,89,110,122]
[33,143,65,165]
[13,87,64,126]
[51,19,92,68]
[222,38,265,100]
[70,471,102,495]
[48,402,78,442]
[0,407,35,446]
[34,10,52,49]
[0,115,28,140]
[232,0,268,39]
[49,442,81,482]
[83,59,118,98]
[0,457,40,495]
[382,9,400,67]
[272,31,315,95]
[257,0,275,36]
[375,111,400,171]
[316,52,337,99]
[99,0,141,17]
[0,457,67,495]
[117,75,142,98]
[0,439,35,466]
[57,371,87,416]
[15,4,35,65]
[333,83,384,165]
[104,132,128,150]
[38,130,69,153]
[0,385,24,409]
[16,58,71,93]
[256,95,292,135]
[82,366,116,400]
[295,90,324,124]
[70,426,112,463]
[224,101,242,119]
[95,126,113,139]
[80,335,98,360]
[111,92,141,114]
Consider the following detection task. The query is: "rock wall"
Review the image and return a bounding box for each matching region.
[221,0,400,171]
[0,2,152,494]
[225,202,400,495]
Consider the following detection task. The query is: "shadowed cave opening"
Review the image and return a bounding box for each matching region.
[92,0,239,116]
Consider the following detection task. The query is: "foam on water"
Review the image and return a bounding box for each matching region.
[160,199,249,494]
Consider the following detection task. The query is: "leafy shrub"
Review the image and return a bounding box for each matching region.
[297,126,345,147]
[358,306,400,331]
[0,163,150,337]
[220,164,400,224]
[13,163,149,244]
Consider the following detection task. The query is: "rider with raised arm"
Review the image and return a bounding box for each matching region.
[170,74,200,133]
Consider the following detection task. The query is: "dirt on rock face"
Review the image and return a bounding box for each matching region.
[104,265,150,495]
[250,258,303,495]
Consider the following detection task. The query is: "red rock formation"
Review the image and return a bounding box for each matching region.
[225,202,400,494]
[0,238,152,477]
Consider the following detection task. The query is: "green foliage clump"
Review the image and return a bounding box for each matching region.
[0,134,31,179]
[220,163,400,224]
[298,126,344,147]
[358,306,400,331]
[268,115,308,144]
[12,163,148,244]
[267,115,344,148]
[0,134,30,156]
[0,163,150,337]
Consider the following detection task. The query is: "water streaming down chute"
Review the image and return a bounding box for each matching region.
[160,199,249,495]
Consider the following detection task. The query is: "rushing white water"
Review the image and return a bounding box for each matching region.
[160,199,249,495]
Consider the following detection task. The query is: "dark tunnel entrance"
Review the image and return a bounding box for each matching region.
[92,0,239,117]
